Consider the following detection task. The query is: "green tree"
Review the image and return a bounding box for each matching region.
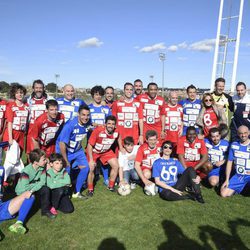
[46,82,57,92]
[0,81,10,92]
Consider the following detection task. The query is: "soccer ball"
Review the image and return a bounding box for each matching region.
[144,183,158,196]
[118,183,131,196]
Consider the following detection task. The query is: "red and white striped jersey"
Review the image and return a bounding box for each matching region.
[88,126,119,154]
[112,99,143,144]
[5,101,29,131]
[30,112,64,146]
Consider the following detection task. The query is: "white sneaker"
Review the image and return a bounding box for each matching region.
[130,183,136,190]
[72,192,88,200]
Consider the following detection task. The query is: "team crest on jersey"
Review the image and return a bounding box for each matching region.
[247,146,250,152]
[194,143,201,149]
[177,107,183,112]
[155,100,163,106]
[113,132,118,138]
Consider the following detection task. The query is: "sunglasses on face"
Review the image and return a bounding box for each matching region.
[163,145,172,149]
[204,99,212,102]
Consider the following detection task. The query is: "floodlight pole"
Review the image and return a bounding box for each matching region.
[55,74,60,98]
[159,53,166,97]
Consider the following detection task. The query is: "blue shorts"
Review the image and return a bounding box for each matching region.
[228,174,250,194]
[68,150,89,169]
[208,165,226,178]
[0,200,15,222]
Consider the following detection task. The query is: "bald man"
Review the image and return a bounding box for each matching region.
[162,91,183,153]
[221,125,250,197]
[56,84,87,122]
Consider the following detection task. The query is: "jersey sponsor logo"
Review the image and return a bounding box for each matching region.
[124,120,132,128]
[117,102,125,106]
[140,98,148,103]
[122,107,136,113]
[235,151,249,159]
[99,133,107,138]
[144,103,158,111]
[60,105,74,112]
[231,144,240,150]
[44,127,58,133]
[147,116,155,124]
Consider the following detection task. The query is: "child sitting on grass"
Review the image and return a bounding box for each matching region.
[9,149,47,234]
[41,153,74,217]
[118,136,140,189]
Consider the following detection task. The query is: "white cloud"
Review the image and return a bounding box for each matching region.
[140,42,166,53]
[77,37,103,48]
[178,42,188,49]
[167,45,178,52]
[189,38,216,52]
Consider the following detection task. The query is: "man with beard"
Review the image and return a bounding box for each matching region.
[26,80,49,155]
[179,85,202,135]
[134,79,143,97]
[230,82,250,141]
[221,126,250,197]
[136,82,165,141]
[205,128,229,187]
[103,86,115,110]
[86,116,121,196]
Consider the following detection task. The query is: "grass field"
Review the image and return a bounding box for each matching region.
[0,177,249,250]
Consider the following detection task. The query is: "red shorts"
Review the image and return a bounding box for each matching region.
[141,166,152,172]
[88,150,117,165]
[41,144,56,158]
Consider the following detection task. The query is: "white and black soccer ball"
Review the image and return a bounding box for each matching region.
[144,183,158,196]
[118,183,131,196]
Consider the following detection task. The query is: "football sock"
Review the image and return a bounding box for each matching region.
[76,167,89,193]
[17,196,35,223]
[109,180,115,188]
[88,183,94,192]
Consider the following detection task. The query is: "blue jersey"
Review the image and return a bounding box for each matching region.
[205,138,229,166]
[179,98,202,135]
[152,158,185,192]
[228,141,250,176]
[56,116,88,154]
[88,103,111,125]
[57,97,86,122]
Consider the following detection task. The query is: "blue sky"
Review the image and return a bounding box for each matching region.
[0,0,249,90]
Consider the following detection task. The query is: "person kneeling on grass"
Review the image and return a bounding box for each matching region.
[152,141,205,203]
[118,136,140,189]
[41,153,74,217]
[9,149,47,233]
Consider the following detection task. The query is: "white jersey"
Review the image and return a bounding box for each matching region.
[118,145,140,171]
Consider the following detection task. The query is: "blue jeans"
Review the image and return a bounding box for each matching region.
[123,169,139,184]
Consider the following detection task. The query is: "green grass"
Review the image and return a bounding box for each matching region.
[0,179,249,250]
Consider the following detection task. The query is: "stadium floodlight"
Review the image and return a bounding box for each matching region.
[159,53,166,97]
[55,74,60,98]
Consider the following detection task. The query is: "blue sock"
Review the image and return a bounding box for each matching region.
[101,165,109,183]
[17,196,35,224]
[76,167,89,193]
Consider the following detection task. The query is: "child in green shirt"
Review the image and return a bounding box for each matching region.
[9,149,47,234]
[41,153,74,216]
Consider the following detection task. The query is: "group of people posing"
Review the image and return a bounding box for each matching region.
[0,77,249,236]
